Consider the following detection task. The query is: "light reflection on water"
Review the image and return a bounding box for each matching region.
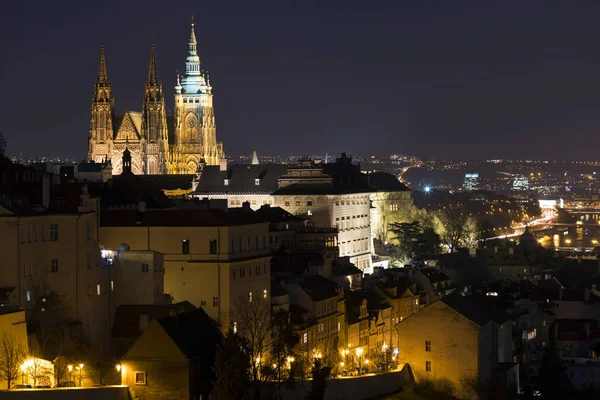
[535,224,600,248]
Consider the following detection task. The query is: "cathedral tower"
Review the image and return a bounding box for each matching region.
[142,43,169,174]
[88,45,115,163]
[172,17,224,174]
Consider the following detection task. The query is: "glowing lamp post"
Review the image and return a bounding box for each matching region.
[116,364,122,385]
[67,365,73,381]
[20,364,26,385]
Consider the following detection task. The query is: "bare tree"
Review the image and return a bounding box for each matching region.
[27,285,71,359]
[26,342,52,387]
[227,296,274,400]
[439,209,468,253]
[0,330,27,390]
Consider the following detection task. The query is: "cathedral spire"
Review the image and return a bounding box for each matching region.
[147,42,159,84]
[186,16,201,76]
[97,45,109,83]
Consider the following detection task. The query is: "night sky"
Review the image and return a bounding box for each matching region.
[3,0,600,161]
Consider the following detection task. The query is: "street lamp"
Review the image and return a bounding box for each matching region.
[67,365,73,381]
[20,364,26,385]
[116,364,122,385]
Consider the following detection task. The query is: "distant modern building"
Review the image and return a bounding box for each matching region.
[463,173,480,191]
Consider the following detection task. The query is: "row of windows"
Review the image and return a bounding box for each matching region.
[19,223,94,243]
[229,199,274,206]
[232,264,268,279]
[340,238,370,256]
[284,200,314,207]
[231,236,268,254]
[23,259,60,276]
[335,214,370,231]
[182,97,205,104]
[180,239,218,255]
[86,281,116,297]
[334,198,369,206]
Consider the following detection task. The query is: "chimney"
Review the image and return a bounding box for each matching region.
[219,158,228,172]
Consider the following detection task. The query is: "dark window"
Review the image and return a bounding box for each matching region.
[426,361,431,372]
[51,259,59,273]
[425,341,431,352]
[141,263,149,273]
[50,224,58,241]
[307,200,313,206]
[182,239,190,254]
[247,238,250,251]
[232,270,236,280]
[264,264,267,273]
[231,238,235,254]
[255,236,258,249]
[263,236,266,249]
[213,296,219,307]
[209,239,218,254]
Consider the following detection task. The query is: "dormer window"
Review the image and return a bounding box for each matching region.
[224,179,229,186]
[255,178,260,186]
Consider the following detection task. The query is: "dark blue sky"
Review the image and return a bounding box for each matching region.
[2,0,600,160]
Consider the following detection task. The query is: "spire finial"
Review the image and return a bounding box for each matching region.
[191,15,195,27]
[97,44,108,83]
[147,42,159,84]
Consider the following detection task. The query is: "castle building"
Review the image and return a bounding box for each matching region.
[87,19,224,175]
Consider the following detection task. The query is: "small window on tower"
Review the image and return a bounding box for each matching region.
[255,178,260,186]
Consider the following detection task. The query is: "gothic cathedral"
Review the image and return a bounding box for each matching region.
[87,19,224,175]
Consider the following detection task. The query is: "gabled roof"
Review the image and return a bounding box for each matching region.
[112,301,196,338]
[114,110,141,140]
[441,291,512,327]
[192,164,288,195]
[157,308,222,359]
[299,274,339,301]
[367,172,410,192]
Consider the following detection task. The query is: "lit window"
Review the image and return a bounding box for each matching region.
[233,321,237,334]
[96,283,101,296]
[338,322,341,331]
[111,280,114,291]
[263,289,267,299]
[426,361,431,372]
[26,291,31,302]
[224,179,229,186]
[415,298,419,306]
[255,178,260,185]
[134,371,147,385]
[303,332,308,344]
[248,291,253,303]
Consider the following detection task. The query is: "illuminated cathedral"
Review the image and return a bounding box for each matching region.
[87,19,224,175]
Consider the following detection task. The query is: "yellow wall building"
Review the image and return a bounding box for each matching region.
[99,209,272,324]
[397,292,514,399]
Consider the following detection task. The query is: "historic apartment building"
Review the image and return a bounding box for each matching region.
[88,19,224,175]
[190,154,411,273]
[98,208,272,324]
[0,186,115,347]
